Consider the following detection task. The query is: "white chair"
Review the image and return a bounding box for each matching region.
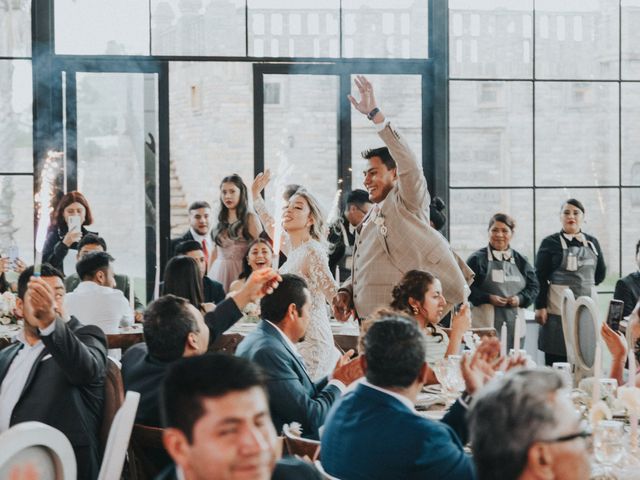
[97,391,140,480]
[572,296,600,384]
[560,288,577,371]
[0,421,76,479]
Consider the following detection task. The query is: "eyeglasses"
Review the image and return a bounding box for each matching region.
[538,426,592,449]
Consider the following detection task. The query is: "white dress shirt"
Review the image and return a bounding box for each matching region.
[0,322,56,432]
[190,228,213,253]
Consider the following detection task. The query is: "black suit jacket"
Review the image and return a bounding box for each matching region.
[203,276,226,303]
[0,317,107,480]
[614,271,640,317]
[168,230,195,259]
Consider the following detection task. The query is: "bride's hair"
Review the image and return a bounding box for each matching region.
[289,189,326,242]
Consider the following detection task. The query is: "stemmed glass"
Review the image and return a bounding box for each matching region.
[433,355,465,405]
[593,420,624,475]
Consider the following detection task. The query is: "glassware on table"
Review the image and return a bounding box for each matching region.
[594,420,624,473]
[598,379,618,405]
[433,355,465,405]
[552,362,573,388]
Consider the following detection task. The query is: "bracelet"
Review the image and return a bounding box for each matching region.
[367,107,380,121]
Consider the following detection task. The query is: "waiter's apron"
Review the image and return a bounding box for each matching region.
[471,248,526,350]
[538,235,598,356]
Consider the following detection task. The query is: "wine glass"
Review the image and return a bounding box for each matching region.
[594,420,624,474]
[433,355,465,405]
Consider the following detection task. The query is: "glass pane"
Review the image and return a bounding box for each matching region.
[0,60,32,173]
[622,1,640,79]
[0,0,31,57]
[264,74,338,213]
[449,188,534,263]
[169,62,253,236]
[248,0,340,58]
[351,74,422,191]
[76,72,158,300]
[535,0,619,80]
[449,0,533,79]
[55,0,150,55]
[342,0,428,59]
[151,0,246,56]
[0,176,34,265]
[535,82,618,187]
[535,188,619,292]
[622,83,640,186]
[622,188,640,276]
[450,81,532,187]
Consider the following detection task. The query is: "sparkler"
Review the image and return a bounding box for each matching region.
[270,156,294,270]
[34,150,62,276]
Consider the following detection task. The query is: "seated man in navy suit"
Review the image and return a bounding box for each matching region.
[321,314,489,480]
[236,274,363,439]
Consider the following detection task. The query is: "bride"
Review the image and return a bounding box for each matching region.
[252,175,341,380]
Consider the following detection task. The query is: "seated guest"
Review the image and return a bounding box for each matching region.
[468,369,590,480]
[64,233,144,319]
[391,270,471,365]
[162,255,212,313]
[0,265,107,479]
[124,268,283,427]
[65,251,133,358]
[174,240,225,304]
[236,274,363,439]
[466,213,538,350]
[614,239,640,317]
[158,354,322,480]
[169,201,213,262]
[601,304,640,386]
[321,315,485,480]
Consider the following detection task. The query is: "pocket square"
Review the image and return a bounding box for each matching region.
[41,354,52,361]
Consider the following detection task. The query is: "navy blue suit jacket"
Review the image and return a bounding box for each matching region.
[321,383,475,480]
[235,320,340,439]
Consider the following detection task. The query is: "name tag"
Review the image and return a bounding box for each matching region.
[491,269,505,283]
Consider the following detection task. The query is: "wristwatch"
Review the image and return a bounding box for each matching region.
[367,107,380,121]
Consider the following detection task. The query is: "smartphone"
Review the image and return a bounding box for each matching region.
[7,245,18,269]
[606,299,625,332]
[67,215,82,233]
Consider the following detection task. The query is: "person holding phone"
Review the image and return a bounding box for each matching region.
[42,191,97,275]
[613,239,640,317]
[534,199,606,366]
[601,302,640,386]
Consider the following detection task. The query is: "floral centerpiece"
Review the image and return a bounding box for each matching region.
[0,291,18,325]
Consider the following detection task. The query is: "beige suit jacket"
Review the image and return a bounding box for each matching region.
[345,122,474,319]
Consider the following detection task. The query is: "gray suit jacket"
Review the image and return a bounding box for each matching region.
[346,123,474,319]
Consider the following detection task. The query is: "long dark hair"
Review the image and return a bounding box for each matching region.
[214,174,253,246]
[390,270,444,342]
[163,256,204,309]
[239,237,273,280]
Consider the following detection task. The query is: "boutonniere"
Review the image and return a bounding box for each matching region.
[373,215,387,236]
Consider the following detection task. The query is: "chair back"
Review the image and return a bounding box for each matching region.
[97,391,141,480]
[315,460,341,480]
[101,357,125,451]
[209,333,245,354]
[282,424,320,461]
[561,288,577,370]
[0,422,76,479]
[572,296,600,384]
[129,424,167,480]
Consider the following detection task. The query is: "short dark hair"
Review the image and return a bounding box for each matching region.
[78,233,107,252]
[429,196,447,231]
[144,295,200,361]
[76,251,114,280]
[17,264,64,300]
[163,255,204,308]
[188,201,211,212]
[562,198,585,214]
[260,273,308,324]
[363,316,426,388]
[161,354,266,442]
[362,146,396,170]
[489,212,516,231]
[174,240,202,256]
[346,189,370,208]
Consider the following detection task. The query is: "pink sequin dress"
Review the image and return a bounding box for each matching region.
[208,236,249,292]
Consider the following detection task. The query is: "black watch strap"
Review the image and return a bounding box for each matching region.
[367,107,380,121]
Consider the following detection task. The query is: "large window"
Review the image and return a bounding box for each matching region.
[448,0,639,310]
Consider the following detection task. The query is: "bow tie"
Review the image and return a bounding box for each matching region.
[562,232,585,243]
[492,250,512,261]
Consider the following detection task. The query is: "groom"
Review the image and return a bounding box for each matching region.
[334,76,474,321]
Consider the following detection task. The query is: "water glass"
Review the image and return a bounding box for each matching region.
[594,420,624,466]
[552,362,573,388]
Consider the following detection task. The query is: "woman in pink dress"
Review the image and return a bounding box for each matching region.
[208,174,262,292]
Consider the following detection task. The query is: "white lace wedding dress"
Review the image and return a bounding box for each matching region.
[280,239,341,380]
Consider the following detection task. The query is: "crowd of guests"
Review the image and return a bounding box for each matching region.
[0,76,639,479]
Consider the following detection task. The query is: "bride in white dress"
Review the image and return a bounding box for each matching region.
[251,176,340,380]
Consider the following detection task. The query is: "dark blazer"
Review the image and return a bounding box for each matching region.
[42,225,97,275]
[169,230,195,259]
[154,456,323,480]
[614,271,640,317]
[235,320,340,439]
[0,317,107,480]
[321,382,475,480]
[203,276,226,303]
[65,272,145,312]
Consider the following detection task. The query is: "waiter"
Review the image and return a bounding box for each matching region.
[467,213,538,350]
[535,199,606,365]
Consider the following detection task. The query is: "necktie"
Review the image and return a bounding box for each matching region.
[202,239,209,267]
